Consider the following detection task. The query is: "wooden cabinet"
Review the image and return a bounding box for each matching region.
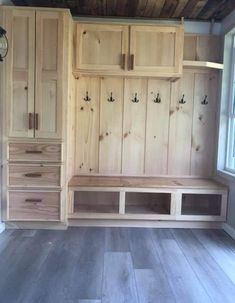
[4,8,66,139]
[129,25,183,75]
[75,23,128,72]
[74,22,184,77]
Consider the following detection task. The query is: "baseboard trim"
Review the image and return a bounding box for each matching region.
[0,223,5,234]
[223,223,235,240]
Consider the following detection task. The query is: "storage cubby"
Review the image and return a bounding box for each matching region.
[125,192,171,215]
[181,194,222,216]
[74,191,119,214]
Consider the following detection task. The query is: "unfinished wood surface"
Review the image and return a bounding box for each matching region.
[191,72,217,176]
[129,25,183,75]
[75,77,100,174]
[8,143,61,162]
[5,9,35,138]
[122,78,147,175]
[168,72,194,175]
[75,23,128,71]
[8,191,60,221]
[35,11,64,138]
[99,78,123,174]
[8,164,61,187]
[183,61,224,70]
[145,79,171,175]
[68,176,227,191]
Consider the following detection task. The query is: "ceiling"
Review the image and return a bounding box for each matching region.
[10,0,235,21]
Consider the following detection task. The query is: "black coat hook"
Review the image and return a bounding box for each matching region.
[84,91,91,102]
[107,92,115,102]
[132,93,139,103]
[153,92,161,103]
[201,95,208,105]
[179,94,186,104]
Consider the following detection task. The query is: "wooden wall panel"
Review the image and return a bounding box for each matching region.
[168,72,195,176]
[191,72,217,176]
[99,78,124,174]
[145,79,171,175]
[122,78,147,175]
[75,77,100,174]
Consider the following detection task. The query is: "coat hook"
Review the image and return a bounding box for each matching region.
[153,92,161,103]
[201,95,208,105]
[107,92,115,102]
[84,91,91,102]
[132,93,139,103]
[179,94,186,104]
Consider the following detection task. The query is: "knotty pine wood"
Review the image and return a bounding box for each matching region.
[145,79,170,175]
[75,77,100,174]
[122,78,147,175]
[99,78,124,174]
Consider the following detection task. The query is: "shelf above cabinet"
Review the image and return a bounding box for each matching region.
[183,60,224,70]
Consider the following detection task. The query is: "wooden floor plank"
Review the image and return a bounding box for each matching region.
[102,252,139,303]
[173,229,235,303]
[105,227,130,252]
[151,229,212,303]
[193,229,235,284]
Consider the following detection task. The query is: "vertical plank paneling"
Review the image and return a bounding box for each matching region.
[145,79,171,175]
[191,72,217,176]
[122,78,147,175]
[99,78,123,174]
[168,72,194,176]
[75,77,100,174]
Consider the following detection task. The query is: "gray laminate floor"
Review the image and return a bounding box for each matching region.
[1,228,235,303]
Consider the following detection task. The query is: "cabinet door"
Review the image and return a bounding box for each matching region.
[5,9,35,138]
[75,23,128,72]
[191,73,217,176]
[122,79,147,175]
[99,78,124,174]
[145,80,171,175]
[35,11,64,138]
[129,25,183,75]
[75,77,100,174]
[168,72,194,176]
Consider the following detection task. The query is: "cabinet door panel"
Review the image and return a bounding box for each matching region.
[99,78,123,174]
[35,11,63,138]
[5,9,35,138]
[191,73,217,176]
[130,25,183,75]
[122,79,147,175]
[75,77,100,174]
[168,72,194,175]
[75,23,128,71]
[145,80,171,175]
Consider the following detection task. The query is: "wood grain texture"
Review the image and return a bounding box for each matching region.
[122,78,147,175]
[99,78,123,174]
[11,0,235,20]
[75,77,100,174]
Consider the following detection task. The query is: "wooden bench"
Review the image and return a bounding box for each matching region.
[68,176,228,224]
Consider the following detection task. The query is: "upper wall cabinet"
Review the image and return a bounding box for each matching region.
[74,23,128,72]
[129,25,183,76]
[74,22,184,78]
[3,8,69,139]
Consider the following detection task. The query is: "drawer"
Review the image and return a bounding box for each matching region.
[8,191,60,221]
[8,143,61,162]
[8,164,61,187]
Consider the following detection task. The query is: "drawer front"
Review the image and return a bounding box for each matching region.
[8,143,61,162]
[8,165,61,187]
[8,191,60,221]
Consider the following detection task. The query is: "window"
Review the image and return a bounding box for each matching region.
[226,34,235,173]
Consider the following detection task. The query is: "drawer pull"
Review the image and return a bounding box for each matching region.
[25,150,43,154]
[25,199,42,203]
[24,173,42,178]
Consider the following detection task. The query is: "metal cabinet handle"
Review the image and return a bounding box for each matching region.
[121,54,126,69]
[28,113,34,130]
[35,113,39,130]
[25,150,42,154]
[129,54,134,70]
[24,173,42,178]
[25,199,42,203]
